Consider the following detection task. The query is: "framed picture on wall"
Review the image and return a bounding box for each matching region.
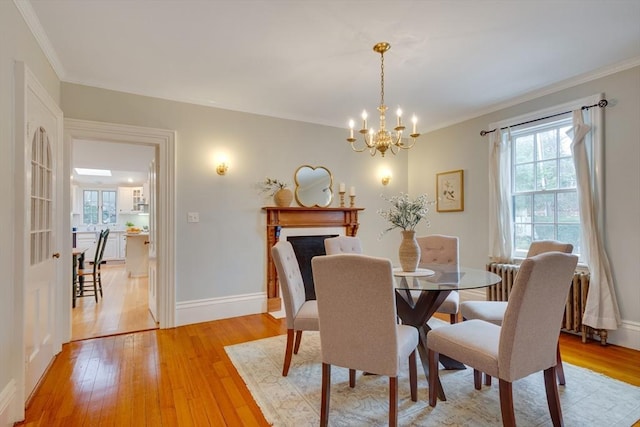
[436,169,464,212]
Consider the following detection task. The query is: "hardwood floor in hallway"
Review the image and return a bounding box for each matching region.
[72,263,158,341]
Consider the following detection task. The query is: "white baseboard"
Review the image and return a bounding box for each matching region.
[606,320,640,350]
[0,379,17,427]
[175,292,267,327]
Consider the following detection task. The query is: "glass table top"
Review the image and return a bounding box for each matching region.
[394,264,501,291]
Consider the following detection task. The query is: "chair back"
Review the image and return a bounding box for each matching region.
[527,240,573,257]
[323,236,362,255]
[272,241,308,329]
[312,254,401,377]
[498,252,578,382]
[417,234,459,266]
[96,229,110,266]
[90,230,105,264]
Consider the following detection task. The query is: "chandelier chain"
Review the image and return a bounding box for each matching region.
[380,51,385,106]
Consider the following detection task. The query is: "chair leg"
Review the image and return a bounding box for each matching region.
[409,350,417,402]
[498,379,516,427]
[485,373,492,386]
[555,341,566,385]
[544,366,564,427]
[293,330,303,354]
[349,369,356,388]
[282,329,295,376]
[389,376,398,427]
[450,313,458,324]
[428,349,439,407]
[320,363,331,427]
[473,369,482,390]
[97,271,103,297]
[92,276,98,303]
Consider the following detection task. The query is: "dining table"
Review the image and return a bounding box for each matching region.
[394,264,501,400]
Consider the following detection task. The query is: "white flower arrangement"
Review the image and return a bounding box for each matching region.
[377,193,432,237]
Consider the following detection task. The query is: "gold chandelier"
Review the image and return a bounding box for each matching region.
[347,42,421,157]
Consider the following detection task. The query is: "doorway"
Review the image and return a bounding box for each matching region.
[71,139,157,340]
[64,119,176,344]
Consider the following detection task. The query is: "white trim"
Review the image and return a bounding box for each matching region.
[0,380,17,426]
[64,119,176,330]
[13,0,65,79]
[175,293,267,327]
[606,320,640,351]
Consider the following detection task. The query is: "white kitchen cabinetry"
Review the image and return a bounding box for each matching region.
[118,186,145,213]
[119,233,127,259]
[75,231,98,256]
[103,235,119,260]
[125,233,149,277]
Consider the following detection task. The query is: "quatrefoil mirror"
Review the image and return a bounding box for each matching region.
[294,165,333,208]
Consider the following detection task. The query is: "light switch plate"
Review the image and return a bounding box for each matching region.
[187,212,199,223]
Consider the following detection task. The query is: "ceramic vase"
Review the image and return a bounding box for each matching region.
[273,188,293,207]
[399,230,420,272]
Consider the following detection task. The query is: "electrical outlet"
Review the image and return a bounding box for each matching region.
[187,212,199,223]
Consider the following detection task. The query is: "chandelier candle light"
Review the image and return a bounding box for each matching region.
[347,42,421,157]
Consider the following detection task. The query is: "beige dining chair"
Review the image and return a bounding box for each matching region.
[416,235,460,323]
[459,240,573,385]
[323,235,362,255]
[427,252,578,427]
[312,253,418,427]
[271,240,320,376]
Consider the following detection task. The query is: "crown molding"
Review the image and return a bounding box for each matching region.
[14,0,66,79]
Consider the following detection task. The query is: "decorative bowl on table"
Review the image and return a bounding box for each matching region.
[127,227,142,234]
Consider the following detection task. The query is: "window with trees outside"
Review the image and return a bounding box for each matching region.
[511,116,581,257]
[83,189,117,225]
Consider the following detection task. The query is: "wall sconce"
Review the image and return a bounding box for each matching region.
[216,162,229,176]
[381,172,392,186]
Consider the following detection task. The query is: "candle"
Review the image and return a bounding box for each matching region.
[361,110,368,130]
[396,108,402,127]
[350,186,356,196]
[348,120,354,139]
[339,183,345,193]
[412,115,418,134]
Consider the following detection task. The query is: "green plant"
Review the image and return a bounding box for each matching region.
[378,193,431,237]
[257,177,289,197]
[125,221,135,227]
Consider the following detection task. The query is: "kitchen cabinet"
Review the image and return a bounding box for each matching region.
[119,233,127,259]
[103,235,119,260]
[118,186,145,213]
[125,233,149,277]
[75,231,98,256]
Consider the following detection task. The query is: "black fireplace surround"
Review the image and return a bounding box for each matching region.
[287,235,338,300]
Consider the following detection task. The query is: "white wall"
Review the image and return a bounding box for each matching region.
[409,65,640,349]
[1,2,61,424]
[60,83,411,304]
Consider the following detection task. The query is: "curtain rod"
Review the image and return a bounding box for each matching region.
[479,99,609,136]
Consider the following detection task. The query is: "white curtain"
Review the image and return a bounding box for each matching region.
[488,129,512,263]
[570,110,621,330]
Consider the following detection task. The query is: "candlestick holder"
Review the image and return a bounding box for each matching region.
[349,195,356,207]
[339,191,345,207]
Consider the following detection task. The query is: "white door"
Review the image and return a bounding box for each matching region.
[21,66,63,399]
[147,158,158,321]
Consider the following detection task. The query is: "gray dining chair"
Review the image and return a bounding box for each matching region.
[459,240,574,385]
[416,235,460,323]
[271,240,320,376]
[427,252,578,427]
[312,253,418,427]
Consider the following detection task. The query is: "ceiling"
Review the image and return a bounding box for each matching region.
[23,1,640,136]
[72,140,154,186]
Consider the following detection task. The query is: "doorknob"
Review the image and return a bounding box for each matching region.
[52,252,61,258]
[144,241,150,245]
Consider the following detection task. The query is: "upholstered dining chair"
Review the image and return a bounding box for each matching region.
[459,240,574,385]
[312,254,418,427]
[76,228,109,303]
[427,252,578,427]
[271,240,320,376]
[416,235,460,323]
[323,235,362,255]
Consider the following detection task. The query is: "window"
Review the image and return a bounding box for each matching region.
[83,189,117,224]
[489,94,604,265]
[510,117,581,257]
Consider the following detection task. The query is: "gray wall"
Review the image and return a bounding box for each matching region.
[409,66,640,348]
[1,1,61,421]
[60,83,411,302]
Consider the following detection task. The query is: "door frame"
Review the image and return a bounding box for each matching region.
[63,119,176,340]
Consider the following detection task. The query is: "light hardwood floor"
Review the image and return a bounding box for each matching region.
[17,267,640,426]
[72,263,158,341]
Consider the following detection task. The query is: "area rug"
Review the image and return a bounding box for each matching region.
[225,331,640,426]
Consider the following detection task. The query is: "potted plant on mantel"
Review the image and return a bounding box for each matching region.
[258,177,293,207]
[378,193,432,272]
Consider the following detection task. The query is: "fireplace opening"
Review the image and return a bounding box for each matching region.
[287,235,338,300]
